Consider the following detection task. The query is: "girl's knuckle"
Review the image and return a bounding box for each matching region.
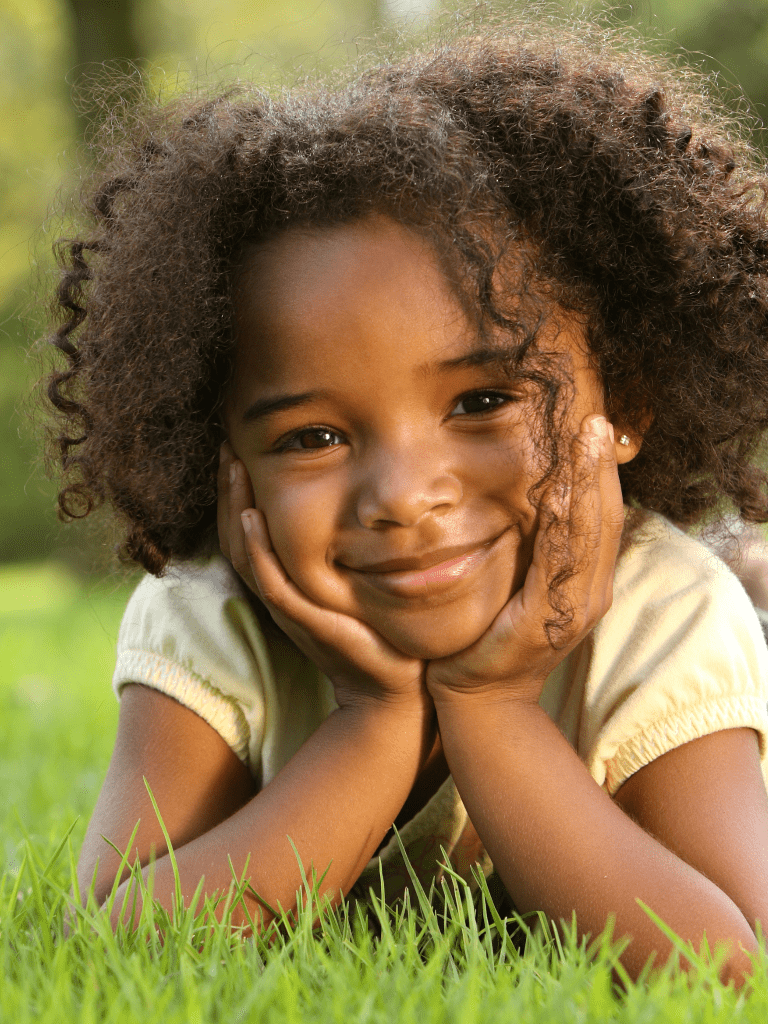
[259,585,280,606]
[606,508,626,537]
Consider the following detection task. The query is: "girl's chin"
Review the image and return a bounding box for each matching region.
[373,612,499,661]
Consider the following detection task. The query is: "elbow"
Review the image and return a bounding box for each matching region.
[618,909,760,989]
[669,926,759,990]
[717,931,759,989]
[708,905,761,988]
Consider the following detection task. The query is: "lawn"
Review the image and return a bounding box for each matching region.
[2,560,768,1022]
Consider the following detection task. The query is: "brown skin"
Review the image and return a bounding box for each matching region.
[79,219,768,982]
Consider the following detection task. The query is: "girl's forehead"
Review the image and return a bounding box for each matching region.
[234,217,469,366]
[231,214,595,396]
[236,216,447,317]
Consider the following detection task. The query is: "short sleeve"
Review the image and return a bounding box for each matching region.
[113,556,272,767]
[575,515,768,795]
[113,554,338,785]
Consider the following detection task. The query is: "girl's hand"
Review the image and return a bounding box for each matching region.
[218,444,428,711]
[426,415,626,706]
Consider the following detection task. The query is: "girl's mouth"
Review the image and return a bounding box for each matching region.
[343,535,505,598]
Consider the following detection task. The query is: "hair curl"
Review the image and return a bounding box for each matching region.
[44,17,768,577]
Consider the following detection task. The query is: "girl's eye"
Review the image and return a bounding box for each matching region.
[281,428,343,451]
[450,391,510,416]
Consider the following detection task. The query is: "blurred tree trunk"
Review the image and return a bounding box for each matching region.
[65,0,144,137]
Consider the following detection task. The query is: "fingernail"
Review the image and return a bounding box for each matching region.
[230,462,237,485]
[589,416,609,439]
[606,422,615,445]
[240,510,253,535]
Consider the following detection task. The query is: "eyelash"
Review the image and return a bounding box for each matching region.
[273,390,515,452]
[450,390,512,416]
[276,427,344,452]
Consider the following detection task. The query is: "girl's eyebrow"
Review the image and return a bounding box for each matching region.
[433,345,516,372]
[241,391,322,423]
[242,347,515,423]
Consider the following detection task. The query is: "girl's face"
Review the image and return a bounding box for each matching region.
[226,217,621,659]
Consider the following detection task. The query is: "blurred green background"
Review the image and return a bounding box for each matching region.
[3,0,768,581]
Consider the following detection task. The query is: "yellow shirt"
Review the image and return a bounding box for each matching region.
[113,510,768,903]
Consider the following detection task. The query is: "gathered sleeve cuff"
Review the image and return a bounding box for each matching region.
[578,517,768,795]
[112,557,273,775]
[114,647,253,763]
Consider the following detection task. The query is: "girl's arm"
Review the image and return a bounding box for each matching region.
[80,681,434,931]
[431,699,764,983]
[77,682,257,909]
[427,415,768,984]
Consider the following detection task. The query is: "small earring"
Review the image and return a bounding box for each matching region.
[618,434,631,447]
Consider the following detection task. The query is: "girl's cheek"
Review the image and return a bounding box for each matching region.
[260,478,352,598]
[477,439,540,504]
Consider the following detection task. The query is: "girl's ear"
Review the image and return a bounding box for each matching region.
[611,409,653,465]
[612,428,642,464]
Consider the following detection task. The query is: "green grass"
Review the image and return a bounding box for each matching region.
[0,562,129,853]
[2,561,768,1022]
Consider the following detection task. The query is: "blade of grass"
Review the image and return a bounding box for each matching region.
[7,851,27,921]
[143,778,183,921]
[636,899,705,975]
[20,840,55,959]
[39,818,79,880]
[471,865,529,966]
[227,853,259,936]
[391,826,440,938]
[66,834,81,912]
[101,819,142,918]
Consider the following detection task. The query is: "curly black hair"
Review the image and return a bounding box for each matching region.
[44,16,768,578]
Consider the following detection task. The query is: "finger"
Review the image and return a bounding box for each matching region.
[577,415,624,598]
[240,508,356,644]
[480,457,576,655]
[217,442,234,561]
[565,415,623,620]
[239,509,421,686]
[518,434,576,618]
[228,460,258,590]
[518,415,613,647]
[241,508,328,621]
[593,421,626,592]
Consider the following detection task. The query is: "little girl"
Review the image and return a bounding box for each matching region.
[46,20,768,983]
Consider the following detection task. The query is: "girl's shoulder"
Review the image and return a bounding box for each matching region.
[114,554,276,761]
[122,551,246,612]
[572,509,768,793]
[120,550,303,655]
[616,508,755,599]
[117,551,265,670]
[611,507,768,668]
[116,551,285,681]
[114,553,336,781]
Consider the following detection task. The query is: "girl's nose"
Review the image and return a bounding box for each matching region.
[355,447,463,529]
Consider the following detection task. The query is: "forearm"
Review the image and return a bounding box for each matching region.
[112,699,434,931]
[433,694,757,981]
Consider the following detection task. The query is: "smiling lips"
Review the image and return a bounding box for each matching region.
[345,538,500,597]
